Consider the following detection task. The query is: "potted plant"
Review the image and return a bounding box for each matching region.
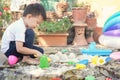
[0,0,12,39]
[0,0,12,27]
[37,16,72,46]
[0,20,3,40]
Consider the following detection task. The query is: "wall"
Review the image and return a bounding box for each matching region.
[89,0,120,27]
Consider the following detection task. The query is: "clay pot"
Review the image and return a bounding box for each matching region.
[85,28,94,43]
[72,7,87,23]
[93,27,103,43]
[38,33,69,46]
[86,17,97,28]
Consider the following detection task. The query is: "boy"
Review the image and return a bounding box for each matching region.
[1,3,46,64]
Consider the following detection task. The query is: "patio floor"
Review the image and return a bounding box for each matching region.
[0,44,119,80]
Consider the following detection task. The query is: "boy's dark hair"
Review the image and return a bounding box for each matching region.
[23,3,46,20]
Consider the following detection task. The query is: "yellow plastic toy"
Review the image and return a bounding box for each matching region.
[47,57,52,62]
[97,57,105,65]
[91,56,99,65]
[76,64,86,69]
[91,56,105,65]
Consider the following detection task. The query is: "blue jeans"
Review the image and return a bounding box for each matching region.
[5,29,44,61]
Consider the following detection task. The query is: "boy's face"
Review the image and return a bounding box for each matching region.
[26,14,43,28]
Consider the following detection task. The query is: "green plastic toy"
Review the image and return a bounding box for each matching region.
[85,75,95,80]
[61,49,68,53]
[67,61,75,65]
[39,55,50,68]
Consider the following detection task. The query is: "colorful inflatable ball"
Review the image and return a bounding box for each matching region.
[100,11,120,49]
[104,11,120,26]
[103,16,120,32]
[104,23,120,31]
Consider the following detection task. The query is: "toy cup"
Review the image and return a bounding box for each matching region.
[8,55,18,66]
[39,55,49,68]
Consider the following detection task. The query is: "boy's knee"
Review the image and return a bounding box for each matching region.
[33,46,44,54]
[41,49,44,54]
[25,29,35,36]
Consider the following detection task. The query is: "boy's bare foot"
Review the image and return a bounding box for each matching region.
[22,56,39,65]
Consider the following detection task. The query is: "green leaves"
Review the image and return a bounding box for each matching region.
[0,0,12,27]
[37,17,72,33]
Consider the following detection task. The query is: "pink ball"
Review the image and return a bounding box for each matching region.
[0,12,2,16]
[8,55,18,66]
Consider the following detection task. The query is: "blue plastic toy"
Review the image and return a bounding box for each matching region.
[105,57,112,62]
[80,42,112,56]
[78,59,89,65]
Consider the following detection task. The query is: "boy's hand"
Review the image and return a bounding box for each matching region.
[34,54,38,58]
[34,50,43,58]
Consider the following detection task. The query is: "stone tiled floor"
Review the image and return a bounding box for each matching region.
[0,43,118,80]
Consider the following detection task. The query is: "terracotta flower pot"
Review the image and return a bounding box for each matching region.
[93,27,103,43]
[86,17,97,28]
[37,33,68,47]
[85,28,94,44]
[72,7,87,23]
